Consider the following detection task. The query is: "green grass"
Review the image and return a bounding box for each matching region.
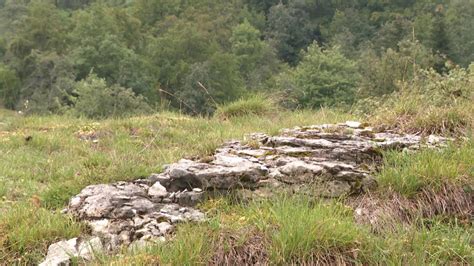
[246,196,364,264]
[1,106,472,264]
[0,203,85,263]
[99,194,473,265]
[0,108,354,264]
[370,221,473,265]
[214,94,278,119]
[377,140,474,196]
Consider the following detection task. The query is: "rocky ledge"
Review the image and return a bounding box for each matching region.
[40,121,450,265]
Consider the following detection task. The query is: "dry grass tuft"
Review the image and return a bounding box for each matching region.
[350,183,473,232]
[286,248,359,266]
[210,229,269,266]
[209,229,360,266]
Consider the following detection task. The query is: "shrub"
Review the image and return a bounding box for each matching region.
[278,43,360,109]
[0,64,20,109]
[73,74,152,119]
[214,94,278,119]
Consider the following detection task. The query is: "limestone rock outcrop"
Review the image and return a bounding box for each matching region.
[40,122,450,265]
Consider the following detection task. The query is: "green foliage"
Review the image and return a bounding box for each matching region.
[280,43,360,108]
[231,20,280,88]
[11,0,70,55]
[357,40,440,98]
[0,64,19,109]
[446,0,474,67]
[266,2,315,65]
[73,74,152,118]
[0,0,473,115]
[19,52,77,115]
[323,8,375,57]
[177,52,244,115]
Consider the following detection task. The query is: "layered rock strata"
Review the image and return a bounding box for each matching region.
[40,122,449,265]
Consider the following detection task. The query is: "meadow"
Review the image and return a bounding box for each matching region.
[0,102,472,264]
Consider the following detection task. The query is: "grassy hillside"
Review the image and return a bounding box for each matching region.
[0,104,472,264]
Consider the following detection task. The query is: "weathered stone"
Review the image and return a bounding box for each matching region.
[148,182,168,198]
[39,237,103,266]
[346,121,362,128]
[157,222,173,235]
[148,173,171,187]
[78,237,103,261]
[40,238,78,266]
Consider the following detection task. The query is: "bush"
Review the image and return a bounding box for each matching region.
[278,43,360,109]
[73,74,152,118]
[0,64,20,109]
[214,94,278,119]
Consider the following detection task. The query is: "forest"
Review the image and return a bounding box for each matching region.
[0,1,474,264]
[0,0,473,117]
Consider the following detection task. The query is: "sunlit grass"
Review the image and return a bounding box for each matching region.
[0,108,353,264]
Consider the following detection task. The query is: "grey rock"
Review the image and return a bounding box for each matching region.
[78,237,103,261]
[157,222,173,235]
[39,237,103,266]
[148,182,168,198]
[40,238,78,266]
[148,173,171,187]
[346,121,362,128]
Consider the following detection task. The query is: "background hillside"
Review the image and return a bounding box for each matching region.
[0,0,473,116]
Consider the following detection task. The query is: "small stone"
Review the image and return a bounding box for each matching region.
[345,121,362,128]
[69,196,82,208]
[177,191,204,207]
[88,219,109,235]
[279,161,324,176]
[192,188,203,193]
[148,182,168,198]
[157,222,173,234]
[78,237,103,261]
[39,238,78,266]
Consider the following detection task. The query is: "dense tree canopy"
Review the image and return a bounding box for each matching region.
[0,0,472,117]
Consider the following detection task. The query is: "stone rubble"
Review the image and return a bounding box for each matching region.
[40,122,450,265]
